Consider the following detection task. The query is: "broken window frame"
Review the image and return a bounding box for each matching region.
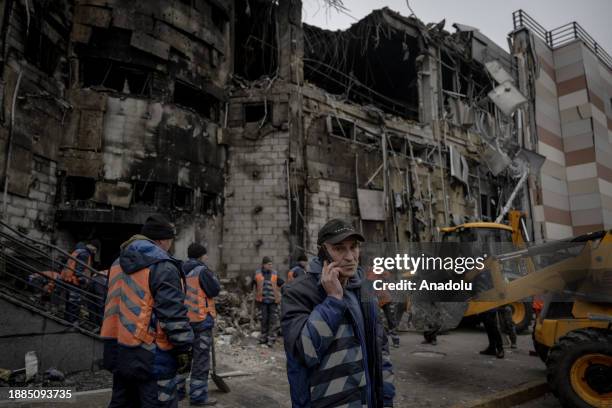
[81,57,153,97]
[173,80,219,119]
[326,116,355,141]
[22,5,62,76]
[244,102,270,125]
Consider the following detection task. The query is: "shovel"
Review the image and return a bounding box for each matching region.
[210,331,230,393]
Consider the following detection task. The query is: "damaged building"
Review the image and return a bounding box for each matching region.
[0,1,611,277]
[0,0,229,266]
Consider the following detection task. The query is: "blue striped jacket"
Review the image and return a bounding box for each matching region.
[281,258,395,407]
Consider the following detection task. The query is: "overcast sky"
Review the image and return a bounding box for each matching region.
[302,0,612,54]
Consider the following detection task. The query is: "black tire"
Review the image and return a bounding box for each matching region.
[510,301,534,334]
[532,327,550,363]
[546,328,612,408]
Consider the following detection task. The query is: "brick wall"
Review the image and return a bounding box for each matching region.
[223,130,291,277]
[305,179,356,253]
[4,156,57,242]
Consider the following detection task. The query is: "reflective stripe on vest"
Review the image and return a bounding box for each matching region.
[60,249,91,286]
[100,262,173,351]
[184,267,216,323]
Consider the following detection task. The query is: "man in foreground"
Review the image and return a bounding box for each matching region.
[281,219,395,407]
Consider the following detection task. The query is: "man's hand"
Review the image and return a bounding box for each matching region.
[176,350,192,374]
[321,260,343,300]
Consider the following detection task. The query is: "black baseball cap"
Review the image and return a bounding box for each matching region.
[317,219,365,245]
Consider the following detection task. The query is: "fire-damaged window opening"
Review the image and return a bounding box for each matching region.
[210,2,229,33]
[23,9,61,76]
[172,186,194,211]
[244,102,270,124]
[82,58,152,97]
[441,52,457,92]
[303,11,420,121]
[326,116,355,140]
[65,176,96,201]
[133,181,157,206]
[480,194,499,222]
[200,192,219,215]
[234,0,278,80]
[174,81,219,119]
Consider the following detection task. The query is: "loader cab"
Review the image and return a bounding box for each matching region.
[440,223,514,242]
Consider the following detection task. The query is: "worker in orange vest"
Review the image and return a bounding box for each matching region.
[254,256,280,347]
[61,241,97,323]
[287,254,308,282]
[101,214,194,407]
[366,267,401,348]
[175,243,220,406]
[28,270,59,295]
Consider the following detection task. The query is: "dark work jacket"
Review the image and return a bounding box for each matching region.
[102,236,194,380]
[182,258,221,331]
[281,257,395,407]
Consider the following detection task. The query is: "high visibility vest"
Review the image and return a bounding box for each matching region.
[60,249,91,286]
[366,268,391,307]
[184,267,216,323]
[255,269,280,303]
[41,271,60,294]
[100,262,173,351]
[287,265,305,282]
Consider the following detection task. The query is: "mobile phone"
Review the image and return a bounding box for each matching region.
[318,246,334,264]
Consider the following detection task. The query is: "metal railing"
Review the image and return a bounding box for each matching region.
[513,9,612,71]
[0,220,105,336]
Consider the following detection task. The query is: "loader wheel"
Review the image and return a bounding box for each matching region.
[547,329,612,408]
[509,301,533,334]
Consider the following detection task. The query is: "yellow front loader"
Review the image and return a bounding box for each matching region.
[464,230,612,408]
[440,210,536,332]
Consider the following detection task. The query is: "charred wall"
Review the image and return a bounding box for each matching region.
[56,0,232,267]
[0,0,232,269]
[0,0,71,241]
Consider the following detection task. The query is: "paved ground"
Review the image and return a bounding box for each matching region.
[0,328,561,407]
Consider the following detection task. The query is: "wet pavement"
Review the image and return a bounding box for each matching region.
[0,328,560,407]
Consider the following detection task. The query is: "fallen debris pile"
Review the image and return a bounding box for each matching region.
[214,277,261,344]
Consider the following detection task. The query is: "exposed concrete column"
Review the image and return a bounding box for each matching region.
[277,0,303,85]
[417,45,440,124]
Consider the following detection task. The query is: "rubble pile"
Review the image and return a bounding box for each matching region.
[214,277,261,344]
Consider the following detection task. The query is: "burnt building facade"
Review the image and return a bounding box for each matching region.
[1,0,230,266]
[1,1,610,276]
